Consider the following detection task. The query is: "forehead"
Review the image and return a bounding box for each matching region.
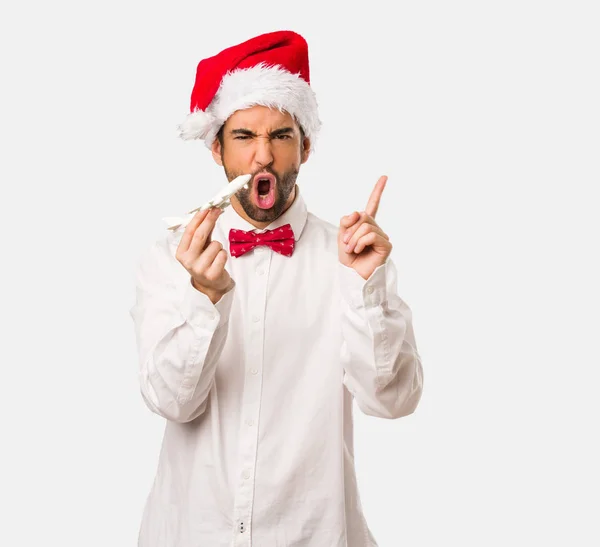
[224,105,297,131]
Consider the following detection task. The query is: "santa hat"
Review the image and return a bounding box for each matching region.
[178,30,321,149]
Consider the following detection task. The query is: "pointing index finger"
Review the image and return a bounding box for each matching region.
[365,176,388,218]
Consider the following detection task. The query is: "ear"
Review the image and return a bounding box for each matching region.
[300,137,311,164]
[211,138,223,166]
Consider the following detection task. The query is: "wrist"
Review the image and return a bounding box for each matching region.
[191,278,232,305]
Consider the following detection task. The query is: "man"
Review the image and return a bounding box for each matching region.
[129,30,423,547]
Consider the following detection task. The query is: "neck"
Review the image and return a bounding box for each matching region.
[231,185,297,229]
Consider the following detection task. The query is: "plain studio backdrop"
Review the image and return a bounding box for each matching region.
[1,1,598,545]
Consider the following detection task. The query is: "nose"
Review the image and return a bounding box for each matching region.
[253,137,274,168]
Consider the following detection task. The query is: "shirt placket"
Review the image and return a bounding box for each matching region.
[232,241,271,546]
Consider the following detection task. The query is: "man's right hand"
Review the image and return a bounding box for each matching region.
[175,207,234,304]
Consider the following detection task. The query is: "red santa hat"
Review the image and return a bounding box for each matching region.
[178,30,321,149]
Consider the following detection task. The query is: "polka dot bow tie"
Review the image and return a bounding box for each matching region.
[228,224,295,258]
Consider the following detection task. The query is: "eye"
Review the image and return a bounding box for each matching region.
[234,135,251,140]
[275,134,292,140]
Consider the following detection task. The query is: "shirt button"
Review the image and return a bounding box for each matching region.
[252,315,260,322]
[366,286,374,294]
[250,368,258,375]
[247,419,254,426]
[256,268,264,276]
[243,470,251,479]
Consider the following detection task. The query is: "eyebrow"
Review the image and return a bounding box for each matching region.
[230,127,295,137]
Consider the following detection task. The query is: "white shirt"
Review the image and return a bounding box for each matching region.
[129,185,423,547]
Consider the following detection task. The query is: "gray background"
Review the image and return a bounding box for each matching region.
[1,0,598,545]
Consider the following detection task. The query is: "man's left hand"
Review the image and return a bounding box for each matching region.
[338,176,393,280]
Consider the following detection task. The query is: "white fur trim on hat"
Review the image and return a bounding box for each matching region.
[178,63,321,149]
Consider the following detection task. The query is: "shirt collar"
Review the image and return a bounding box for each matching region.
[218,184,308,241]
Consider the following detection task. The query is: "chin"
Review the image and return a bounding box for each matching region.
[244,202,280,222]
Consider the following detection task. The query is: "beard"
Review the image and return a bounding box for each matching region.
[223,163,299,223]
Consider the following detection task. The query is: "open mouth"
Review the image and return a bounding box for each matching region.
[253,172,276,209]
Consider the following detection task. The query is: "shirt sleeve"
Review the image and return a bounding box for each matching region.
[129,238,235,423]
[338,258,423,419]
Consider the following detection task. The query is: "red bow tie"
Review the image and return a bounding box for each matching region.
[228,223,295,258]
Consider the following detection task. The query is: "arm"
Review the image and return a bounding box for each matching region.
[129,239,235,423]
[339,257,423,419]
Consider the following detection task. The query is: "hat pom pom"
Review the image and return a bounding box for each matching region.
[178,109,217,140]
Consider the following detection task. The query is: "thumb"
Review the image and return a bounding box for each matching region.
[340,211,360,229]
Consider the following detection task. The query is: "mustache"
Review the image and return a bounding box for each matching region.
[251,166,279,184]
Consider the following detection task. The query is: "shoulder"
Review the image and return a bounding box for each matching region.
[304,211,338,240]
[300,211,339,258]
[132,230,185,283]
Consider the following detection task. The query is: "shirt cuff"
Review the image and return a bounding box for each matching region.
[338,261,388,310]
[179,277,235,329]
